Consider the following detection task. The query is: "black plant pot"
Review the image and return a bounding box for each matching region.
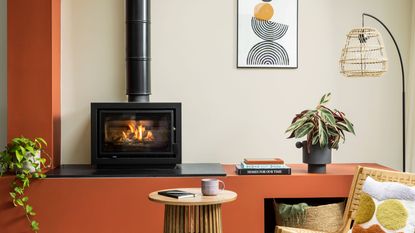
[296,141,331,173]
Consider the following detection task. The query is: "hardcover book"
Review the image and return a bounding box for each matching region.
[158,190,196,199]
[243,158,285,165]
[235,164,291,175]
[240,162,287,169]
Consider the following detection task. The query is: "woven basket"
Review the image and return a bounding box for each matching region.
[274,201,345,233]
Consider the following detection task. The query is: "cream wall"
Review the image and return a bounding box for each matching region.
[0,0,6,149]
[409,1,415,172]
[61,0,413,170]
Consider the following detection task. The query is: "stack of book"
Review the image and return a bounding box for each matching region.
[235,158,291,175]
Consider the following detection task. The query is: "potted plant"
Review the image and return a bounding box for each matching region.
[285,93,355,173]
[0,136,50,232]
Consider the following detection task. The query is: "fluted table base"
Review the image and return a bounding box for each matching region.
[164,204,222,233]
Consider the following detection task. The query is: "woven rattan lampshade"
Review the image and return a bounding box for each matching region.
[340,27,388,77]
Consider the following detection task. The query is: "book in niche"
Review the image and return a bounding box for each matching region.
[158,190,196,199]
[243,158,284,165]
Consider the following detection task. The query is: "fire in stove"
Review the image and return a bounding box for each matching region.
[122,121,155,143]
[104,119,159,146]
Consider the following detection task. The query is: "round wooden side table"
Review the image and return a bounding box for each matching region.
[149,188,237,233]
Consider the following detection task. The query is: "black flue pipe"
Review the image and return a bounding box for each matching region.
[126,0,151,102]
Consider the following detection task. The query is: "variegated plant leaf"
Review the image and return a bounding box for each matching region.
[291,110,311,123]
[327,125,339,136]
[319,93,331,105]
[331,135,340,149]
[312,134,319,145]
[287,131,295,139]
[338,128,345,141]
[285,117,308,133]
[336,122,348,131]
[343,118,355,135]
[320,108,336,126]
[294,122,315,138]
[318,119,328,147]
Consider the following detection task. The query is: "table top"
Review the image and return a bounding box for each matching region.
[148,188,237,206]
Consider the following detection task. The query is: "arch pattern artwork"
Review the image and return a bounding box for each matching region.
[237,0,298,68]
[247,41,289,65]
[251,17,288,41]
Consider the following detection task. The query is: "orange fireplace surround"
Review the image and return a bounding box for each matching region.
[0,164,390,233]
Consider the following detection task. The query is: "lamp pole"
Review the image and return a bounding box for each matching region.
[362,13,406,171]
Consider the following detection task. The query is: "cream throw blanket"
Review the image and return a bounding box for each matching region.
[362,176,415,201]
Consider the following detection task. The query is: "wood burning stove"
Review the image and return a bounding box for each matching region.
[46,0,225,177]
[91,0,182,168]
[91,103,181,167]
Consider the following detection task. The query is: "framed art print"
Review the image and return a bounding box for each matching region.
[237,0,298,68]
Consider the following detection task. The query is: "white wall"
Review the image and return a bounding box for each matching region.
[0,0,6,150]
[61,0,413,170]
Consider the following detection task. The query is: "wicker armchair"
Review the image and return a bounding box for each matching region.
[275,166,415,233]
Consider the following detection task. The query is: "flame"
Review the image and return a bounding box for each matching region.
[145,131,154,141]
[122,131,128,140]
[138,125,144,141]
[121,121,154,143]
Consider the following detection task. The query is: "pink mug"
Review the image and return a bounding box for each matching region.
[201,179,225,196]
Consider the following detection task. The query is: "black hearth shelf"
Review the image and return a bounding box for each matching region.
[46,163,226,178]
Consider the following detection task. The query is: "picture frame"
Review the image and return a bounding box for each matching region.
[237,0,298,68]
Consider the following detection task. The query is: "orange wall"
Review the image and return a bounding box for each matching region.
[7,0,61,168]
[0,164,389,233]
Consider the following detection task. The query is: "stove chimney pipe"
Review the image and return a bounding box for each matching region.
[126,0,151,102]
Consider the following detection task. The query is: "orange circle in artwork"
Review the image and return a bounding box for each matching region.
[254,3,274,21]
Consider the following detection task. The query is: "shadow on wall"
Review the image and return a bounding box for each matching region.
[61,110,91,164]
[0,0,7,149]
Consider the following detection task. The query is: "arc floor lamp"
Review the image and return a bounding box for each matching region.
[339,13,406,171]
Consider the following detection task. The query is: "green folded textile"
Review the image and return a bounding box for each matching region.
[279,203,309,225]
